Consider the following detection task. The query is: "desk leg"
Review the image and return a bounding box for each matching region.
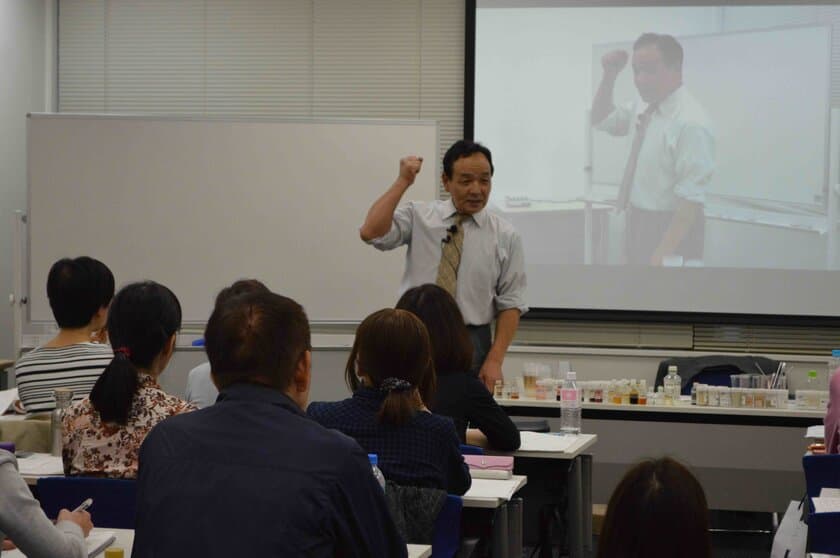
[492,503,510,558]
[581,454,593,556]
[567,456,585,558]
[508,497,523,558]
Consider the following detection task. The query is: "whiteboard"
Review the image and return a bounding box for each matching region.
[27,114,438,324]
[592,25,831,207]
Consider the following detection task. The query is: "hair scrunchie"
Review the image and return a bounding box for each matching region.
[380,377,413,394]
[114,347,132,359]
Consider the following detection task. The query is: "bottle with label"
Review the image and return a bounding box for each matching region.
[494,380,503,398]
[559,370,582,435]
[654,386,665,406]
[368,454,386,491]
[51,388,74,457]
[690,382,697,405]
[806,370,821,391]
[663,365,681,406]
[629,380,639,405]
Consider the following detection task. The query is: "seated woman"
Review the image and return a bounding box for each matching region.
[62,281,196,478]
[15,257,115,414]
[396,284,520,451]
[597,457,711,558]
[308,308,471,495]
[1,448,92,557]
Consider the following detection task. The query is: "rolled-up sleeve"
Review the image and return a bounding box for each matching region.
[672,123,715,205]
[367,203,414,251]
[594,103,634,137]
[495,231,528,315]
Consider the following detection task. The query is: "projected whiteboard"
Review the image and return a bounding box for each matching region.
[27,114,438,324]
[592,25,831,207]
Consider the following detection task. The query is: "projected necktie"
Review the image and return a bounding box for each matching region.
[436,214,466,297]
[616,103,658,210]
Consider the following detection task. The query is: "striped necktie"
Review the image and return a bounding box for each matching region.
[436,214,466,297]
[616,103,658,210]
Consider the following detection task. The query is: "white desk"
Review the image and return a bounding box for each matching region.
[497,397,824,427]
[5,529,430,558]
[4,528,133,558]
[493,434,598,558]
[460,474,528,558]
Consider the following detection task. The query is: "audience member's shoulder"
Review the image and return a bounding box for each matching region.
[306,399,348,421]
[417,409,459,435]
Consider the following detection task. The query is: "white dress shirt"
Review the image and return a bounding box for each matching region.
[184,362,218,409]
[597,86,715,211]
[369,199,528,326]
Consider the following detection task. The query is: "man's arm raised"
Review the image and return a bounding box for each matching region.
[591,49,628,125]
[359,156,423,241]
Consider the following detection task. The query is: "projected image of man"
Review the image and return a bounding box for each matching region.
[591,33,714,266]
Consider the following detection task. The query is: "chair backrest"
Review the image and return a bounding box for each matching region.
[510,417,550,433]
[803,454,840,499]
[460,444,484,455]
[36,476,137,529]
[432,494,462,558]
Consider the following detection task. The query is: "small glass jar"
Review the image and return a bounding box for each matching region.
[730,388,743,408]
[719,386,731,407]
[696,384,708,406]
[494,380,503,398]
[708,386,720,407]
[743,389,755,408]
[753,389,766,408]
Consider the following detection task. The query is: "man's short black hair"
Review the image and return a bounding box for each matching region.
[634,33,683,71]
[205,291,311,391]
[46,257,115,329]
[442,140,495,179]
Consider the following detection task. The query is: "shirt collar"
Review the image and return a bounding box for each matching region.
[217,382,306,416]
[439,198,487,228]
[652,85,684,119]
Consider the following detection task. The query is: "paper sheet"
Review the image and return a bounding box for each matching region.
[805,425,825,439]
[463,477,525,501]
[17,453,63,476]
[87,531,116,558]
[0,388,19,415]
[812,497,840,513]
[518,431,577,452]
[819,487,840,498]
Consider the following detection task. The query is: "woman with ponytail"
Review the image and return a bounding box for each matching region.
[308,309,470,494]
[62,281,196,478]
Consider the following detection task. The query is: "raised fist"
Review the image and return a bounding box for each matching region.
[601,50,629,76]
[398,156,423,186]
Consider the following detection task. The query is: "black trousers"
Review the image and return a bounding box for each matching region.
[466,324,491,375]
[625,205,705,265]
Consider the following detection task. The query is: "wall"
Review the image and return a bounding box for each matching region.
[0,0,50,359]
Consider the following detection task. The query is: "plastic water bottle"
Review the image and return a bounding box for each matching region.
[368,453,386,491]
[559,370,581,434]
[664,365,681,406]
[50,388,74,457]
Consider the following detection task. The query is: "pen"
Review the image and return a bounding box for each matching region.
[72,498,93,513]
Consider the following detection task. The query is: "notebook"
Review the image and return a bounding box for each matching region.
[87,531,116,558]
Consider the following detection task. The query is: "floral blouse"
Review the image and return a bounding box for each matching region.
[62,374,196,479]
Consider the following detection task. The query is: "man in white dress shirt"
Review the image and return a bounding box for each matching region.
[592,33,715,266]
[360,140,527,391]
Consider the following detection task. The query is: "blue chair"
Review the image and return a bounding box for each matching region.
[802,454,840,554]
[432,494,463,558]
[460,444,484,455]
[36,476,137,529]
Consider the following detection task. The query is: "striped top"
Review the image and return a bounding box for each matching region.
[14,343,113,414]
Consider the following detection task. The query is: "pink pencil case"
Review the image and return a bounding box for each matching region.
[464,455,514,472]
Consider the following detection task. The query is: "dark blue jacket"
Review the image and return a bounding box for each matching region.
[132,383,406,558]
[308,387,471,495]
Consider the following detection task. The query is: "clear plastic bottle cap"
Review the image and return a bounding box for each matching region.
[368,453,378,466]
[668,365,677,373]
